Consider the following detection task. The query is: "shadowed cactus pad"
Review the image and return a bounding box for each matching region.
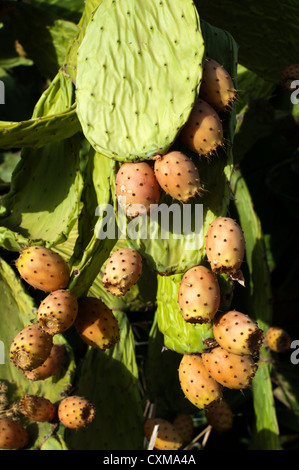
[76,0,204,161]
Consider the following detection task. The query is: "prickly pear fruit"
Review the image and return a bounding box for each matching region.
[102,248,143,296]
[178,265,221,324]
[75,297,120,350]
[24,344,66,381]
[265,326,292,353]
[212,310,264,356]
[205,217,245,281]
[280,63,299,91]
[143,418,183,450]
[178,354,223,410]
[202,346,257,390]
[173,414,194,445]
[116,162,160,217]
[37,289,78,335]
[10,323,53,371]
[16,246,70,292]
[0,417,29,449]
[179,99,223,156]
[18,394,56,423]
[205,399,233,433]
[154,151,201,203]
[58,396,95,429]
[199,58,237,111]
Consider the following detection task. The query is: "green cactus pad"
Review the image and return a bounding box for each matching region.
[76,0,204,161]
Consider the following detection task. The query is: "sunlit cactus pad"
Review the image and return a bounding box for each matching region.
[76,0,204,161]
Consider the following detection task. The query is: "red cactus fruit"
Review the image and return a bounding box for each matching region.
[18,394,56,423]
[10,323,53,371]
[116,162,160,217]
[0,417,29,449]
[202,346,257,390]
[199,58,237,111]
[102,248,143,296]
[75,297,120,350]
[179,99,223,156]
[24,344,66,381]
[58,396,95,429]
[143,418,183,450]
[154,151,201,203]
[178,354,223,410]
[16,245,70,292]
[37,289,78,335]
[212,310,264,356]
[178,265,221,323]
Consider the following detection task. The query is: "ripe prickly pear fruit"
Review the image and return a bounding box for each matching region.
[10,323,53,371]
[202,346,257,390]
[102,248,143,296]
[154,151,201,203]
[265,326,292,353]
[199,58,237,111]
[18,394,56,423]
[179,99,223,156]
[205,399,233,433]
[173,414,194,446]
[16,245,70,292]
[116,162,160,217]
[143,418,183,450]
[205,217,245,281]
[75,297,120,350]
[280,63,299,91]
[178,354,223,410]
[24,344,66,381]
[212,310,264,356]
[178,265,221,324]
[58,396,95,429]
[0,417,29,449]
[37,289,78,335]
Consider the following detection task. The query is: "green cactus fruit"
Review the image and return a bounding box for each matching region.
[16,246,70,292]
[212,310,264,356]
[58,396,95,429]
[75,297,120,350]
[280,63,299,91]
[24,344,66,381]
[265,326,292,353]
[199,58,237,111]
[0,417,29,449]
[178,265,221,324]
[9,323,53,371]
[18,394,57,423]
[143,418,183,450]
[173,414,194,445]
[202,346,257,390]
[116,162,160,217]
[154,151,201,203]
[101,248,143,297]
[37,289,78,335]
[205,217,245,281]
[178,354,223,410]
[76,0,204,161]
[179,99,224,156]
[205,399,233,433]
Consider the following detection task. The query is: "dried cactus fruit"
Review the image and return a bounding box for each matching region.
[58,396,95,429]
[212,310,264,356]
[178,265,221,323]
[265,326,292,353]
[143,418,183,450]
[18,394,56,423]
[199,58,237,111]
[102,248,143,296]
[178,353,223,409]
[37,289,78,335]
[16,245,70,292]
